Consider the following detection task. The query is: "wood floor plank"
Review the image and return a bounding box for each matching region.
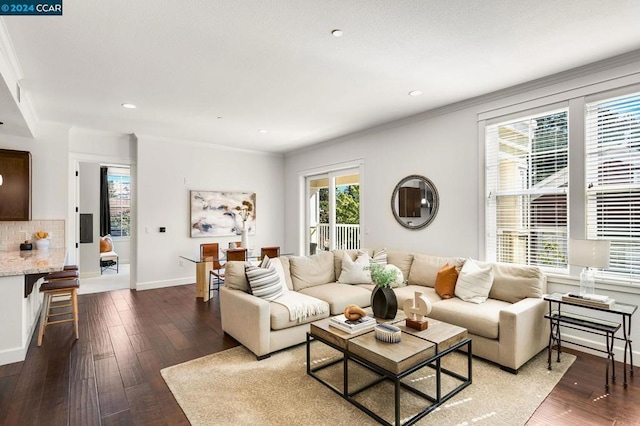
[68,377,100,426]
[93,356,129,418]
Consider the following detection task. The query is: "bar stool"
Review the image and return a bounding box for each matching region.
[63,265,78,271]
[37,271,80,347]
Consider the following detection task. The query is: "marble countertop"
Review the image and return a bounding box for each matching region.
[0,248,67,277]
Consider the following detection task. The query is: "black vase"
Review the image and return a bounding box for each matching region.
[371,286,398,319]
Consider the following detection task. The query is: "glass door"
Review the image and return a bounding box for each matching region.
[307,168,360,254]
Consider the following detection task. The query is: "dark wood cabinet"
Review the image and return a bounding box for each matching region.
[398,187,421,218]
[0,149,31,221]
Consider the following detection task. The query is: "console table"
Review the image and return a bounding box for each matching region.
[544,292,637,391]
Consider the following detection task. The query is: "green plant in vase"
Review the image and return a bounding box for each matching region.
[364,263,399,288]
[364,263,399,319]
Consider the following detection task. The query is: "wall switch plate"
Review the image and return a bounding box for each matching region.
[159,227,166,233]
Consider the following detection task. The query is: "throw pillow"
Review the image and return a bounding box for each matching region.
[384,264,405,288]
[371,248,388,265]
[454,258,494,304]
[338,251,371,284]
[100,235,113,253]
[435,263,458,299]
[245,256,284,301]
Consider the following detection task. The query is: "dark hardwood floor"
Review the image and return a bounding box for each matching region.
[0,284,637,425]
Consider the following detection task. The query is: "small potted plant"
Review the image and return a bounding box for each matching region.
[365,263,399,319]
[34,231,50,251]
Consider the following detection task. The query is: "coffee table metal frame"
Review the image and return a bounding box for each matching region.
[306,323,472,426]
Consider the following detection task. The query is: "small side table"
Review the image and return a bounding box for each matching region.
[544,292,637,390]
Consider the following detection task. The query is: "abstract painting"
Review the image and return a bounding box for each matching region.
[190,190,256,238]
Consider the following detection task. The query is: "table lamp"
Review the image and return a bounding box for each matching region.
[568,239,610,296]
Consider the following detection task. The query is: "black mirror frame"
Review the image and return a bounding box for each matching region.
[390,174,439,230]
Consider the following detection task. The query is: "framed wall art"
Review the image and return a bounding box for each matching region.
[190,190,256,238]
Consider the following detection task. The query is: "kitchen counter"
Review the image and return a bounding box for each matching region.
[0,248,67,277]
[0,248,67,366]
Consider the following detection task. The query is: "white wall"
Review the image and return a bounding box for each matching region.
[79,161,100,276]
[0,121,69,220]
[135,135,284,290]
[284,52,640,360]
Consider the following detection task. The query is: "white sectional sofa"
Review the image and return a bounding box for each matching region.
[219,249,549,372]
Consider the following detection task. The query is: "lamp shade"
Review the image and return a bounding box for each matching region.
[568,239,610,268]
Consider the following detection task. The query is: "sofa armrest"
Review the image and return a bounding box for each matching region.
[498,297,549,371]
[220,286,271,358]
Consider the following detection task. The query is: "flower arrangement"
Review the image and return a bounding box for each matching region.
[235,201,254,226]
[364,263,399,288]
[34,231,49,240]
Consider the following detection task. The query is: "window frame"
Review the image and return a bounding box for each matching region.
[106,167,131,240]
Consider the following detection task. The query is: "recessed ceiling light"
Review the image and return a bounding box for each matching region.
[258,129,268,134]
[217,116,223,119]
[121,103,137,109]
[331,29,343,37]
[408,90,422,97]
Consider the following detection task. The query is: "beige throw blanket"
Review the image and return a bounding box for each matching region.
[271,258,328,322]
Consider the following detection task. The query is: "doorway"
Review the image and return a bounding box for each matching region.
[306,168,361,254]
[70,158,134,293]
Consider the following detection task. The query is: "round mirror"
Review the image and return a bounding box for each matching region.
[391,175,439,230]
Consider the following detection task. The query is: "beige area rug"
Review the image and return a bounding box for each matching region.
[161,342,575,426]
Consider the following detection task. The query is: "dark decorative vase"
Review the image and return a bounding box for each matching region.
[371,286,398,319]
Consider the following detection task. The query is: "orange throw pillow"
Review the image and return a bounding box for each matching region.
[100,237,113,253]
[435,263,458,299]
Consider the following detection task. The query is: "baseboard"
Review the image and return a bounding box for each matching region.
[0,344,28,366]
[557,331,640,361]
[136,277,195,291]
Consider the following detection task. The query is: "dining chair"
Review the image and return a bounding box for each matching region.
[201,243,223,295]
[209,247,247,297]
[260,246,280,260]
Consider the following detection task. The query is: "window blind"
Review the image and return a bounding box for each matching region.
[486,109,568,269]
[585,92,640,280]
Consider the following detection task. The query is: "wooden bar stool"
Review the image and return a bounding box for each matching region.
[63,265,79,271]
[37,276,80,347]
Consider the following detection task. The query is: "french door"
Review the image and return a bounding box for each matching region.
[306,168,360,254]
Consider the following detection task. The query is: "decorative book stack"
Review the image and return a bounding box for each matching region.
[561,293,615,309]
[329,314,376,334]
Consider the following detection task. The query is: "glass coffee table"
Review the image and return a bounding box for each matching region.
[307,313,472,426]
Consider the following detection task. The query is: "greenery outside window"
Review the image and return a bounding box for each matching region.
[108,167,131,237]
[486,109,569,270]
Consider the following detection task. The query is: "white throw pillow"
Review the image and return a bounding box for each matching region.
[454,258,494,304]
[338,251,371,284]
[384,264,405,288]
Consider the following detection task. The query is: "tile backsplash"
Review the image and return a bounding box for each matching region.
[0,220,65,251]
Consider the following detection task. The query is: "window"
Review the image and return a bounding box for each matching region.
[586,92,640,280]
[486,109,568,269]
[107,167,131,237]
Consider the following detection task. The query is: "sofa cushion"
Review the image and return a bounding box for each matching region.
[429,297,510,339]
[435,263,458,299]
[455,258,494,304]
[245,257,284,301]
[333,249,372,280]
[290,251,335,291]
[386,250,413,279]
[223,261,251,292]
[270,299,330,330]
[476,261,546,303]
[408,254,465,287]
[299,283,371,315]
[338,251,371,284]
[279,256,294,291]
[392,285,441,308]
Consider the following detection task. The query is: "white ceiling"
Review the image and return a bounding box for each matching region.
[1,0,640,153]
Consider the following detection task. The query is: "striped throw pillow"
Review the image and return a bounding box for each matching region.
[245,256,284,301]
[454,258,494,304]
[370,248,388,265]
